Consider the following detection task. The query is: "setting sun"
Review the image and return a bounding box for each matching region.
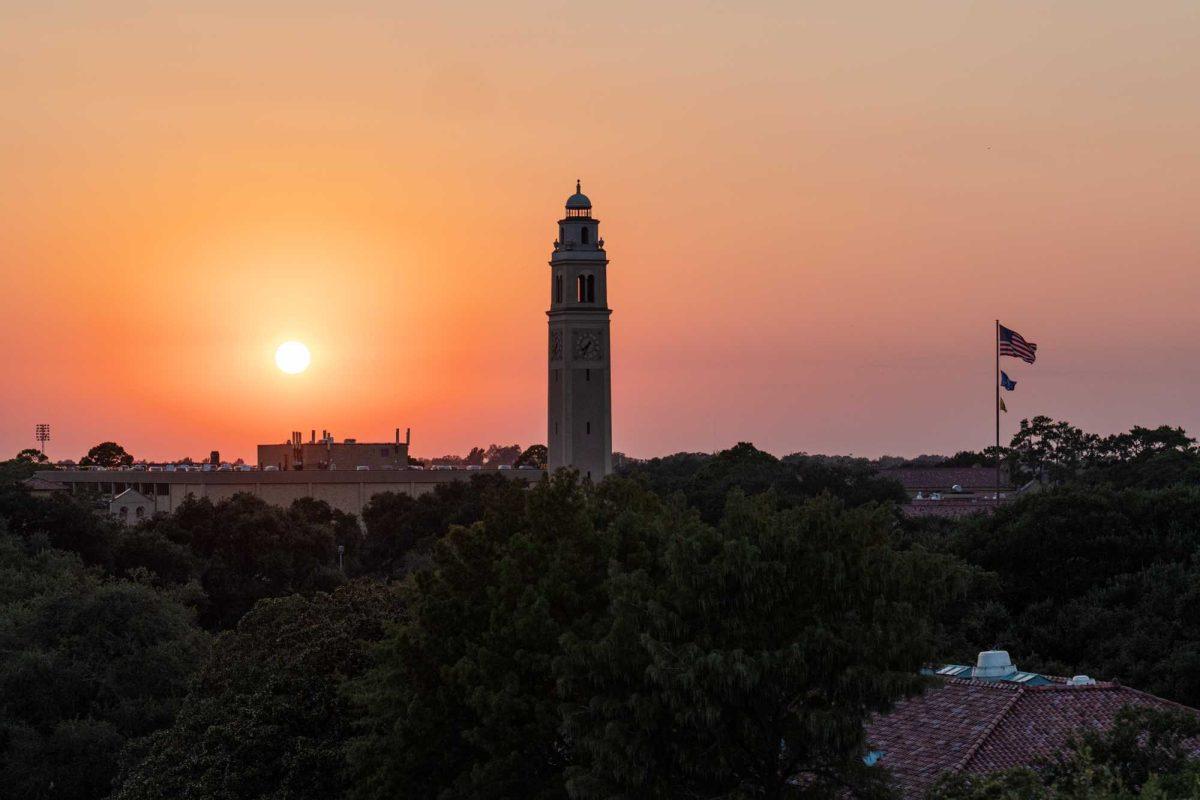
[274,341,311,375]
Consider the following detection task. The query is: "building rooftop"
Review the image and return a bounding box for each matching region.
[882,466,1010,492]
[866,652,1198,798]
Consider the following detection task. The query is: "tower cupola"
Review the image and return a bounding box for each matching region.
[564,179,592,218]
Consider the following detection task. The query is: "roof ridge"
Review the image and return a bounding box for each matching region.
[952,684,1026,774]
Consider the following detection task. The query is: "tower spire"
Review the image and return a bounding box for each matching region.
[576,179,581,193]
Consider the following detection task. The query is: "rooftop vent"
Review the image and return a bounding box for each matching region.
[1069,675,1097,686]
[974,650,1017,680]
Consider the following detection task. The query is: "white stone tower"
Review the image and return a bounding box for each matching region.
[547,181,612,480]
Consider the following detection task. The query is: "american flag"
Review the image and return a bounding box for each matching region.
[999,323,1037,364]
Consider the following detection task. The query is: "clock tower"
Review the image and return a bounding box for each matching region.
[547,181,612,480]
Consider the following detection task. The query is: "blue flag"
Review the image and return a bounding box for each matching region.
[1000,371,1017,391]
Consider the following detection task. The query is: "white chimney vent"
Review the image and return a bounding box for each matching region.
[974,650,1017,679]
[1069,675,1097,686]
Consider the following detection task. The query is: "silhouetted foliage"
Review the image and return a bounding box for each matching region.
[143,493,344,629]
[114,581,400,800]
[514,443,549,469]
[356,474,527,579]
[929,706,1200,799]
[623,442,906,522]
[0,533,208,800]
[79,441,134,469]
[346,474,963,799]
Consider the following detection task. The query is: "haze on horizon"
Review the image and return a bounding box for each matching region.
[2,1,1198,463]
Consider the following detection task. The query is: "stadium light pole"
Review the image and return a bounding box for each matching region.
[35,424,50,456]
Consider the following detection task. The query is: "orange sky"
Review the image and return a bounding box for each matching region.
[3,1,1199,462]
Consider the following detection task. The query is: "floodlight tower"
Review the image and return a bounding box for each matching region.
[34,424,50,456]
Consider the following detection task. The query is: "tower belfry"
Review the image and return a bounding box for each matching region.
[547,181,612,480]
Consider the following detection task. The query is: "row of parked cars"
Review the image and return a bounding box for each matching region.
[73,463,542,473]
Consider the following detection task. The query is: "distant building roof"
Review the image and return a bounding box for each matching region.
[111,488,153,504]
[902,497,1011,519]
[867,664,1198,799]
[22,476,66,493]
[882,466,1010,493]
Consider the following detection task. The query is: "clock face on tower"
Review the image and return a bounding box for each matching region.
[573,331,603,361]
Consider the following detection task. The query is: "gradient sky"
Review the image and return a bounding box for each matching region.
[3,1,1199,462]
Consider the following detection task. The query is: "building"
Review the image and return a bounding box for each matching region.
[257,428,411,471]
[866,650,1199,798]
[882,465,1014,518]
[109,488,154,524]
[547,181,613,480]
[34,467,544,519]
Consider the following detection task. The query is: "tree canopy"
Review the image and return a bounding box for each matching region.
[346,473,964,799]
[0,532,208,800]
[79,442,134,469]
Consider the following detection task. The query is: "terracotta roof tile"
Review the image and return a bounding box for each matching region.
[866,677,1198,799]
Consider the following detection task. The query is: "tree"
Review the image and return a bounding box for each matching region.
[626,443,906,523]
[927,484,1200,707]
[1008,417,1099,484]
[347,473,606,800]
[560,492,965,799]
[144,493,344,629]
[114,581,401,800]
[356,474,527,579]
[483,443,522,466]
[514,443,548,469]
[0,532,208,800]
[929,706,1200,799]
[14,449,47,465]
[347,476,965,799]
[79,441,134,469]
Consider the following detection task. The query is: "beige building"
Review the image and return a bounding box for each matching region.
[109,488,154,525]
[36,467,543,519]
[547,182,613,480]
[258,428,411,471]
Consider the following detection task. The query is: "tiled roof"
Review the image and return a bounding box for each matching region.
[22,476,66,492]
[902,498,1011,519]
[866,676,1197,799]
[881,467,1009,492]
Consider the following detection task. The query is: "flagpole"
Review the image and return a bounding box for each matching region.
[995,319,1000,497]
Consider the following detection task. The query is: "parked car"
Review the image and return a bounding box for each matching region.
[497,464,512,470]
[466,465,482,471]
[264,465,279,471]
[236,465,254,472]
[356,466,370,471]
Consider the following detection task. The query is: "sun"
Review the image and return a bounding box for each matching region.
[274,341,311,374]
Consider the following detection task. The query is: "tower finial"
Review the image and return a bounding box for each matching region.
[576,179,581,193]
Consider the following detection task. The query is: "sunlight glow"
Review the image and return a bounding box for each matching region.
[274,341,311,374]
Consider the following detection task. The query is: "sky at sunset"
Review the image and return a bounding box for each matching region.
[3,1,1199,462]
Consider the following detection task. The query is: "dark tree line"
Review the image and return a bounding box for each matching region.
[3,419,1200,799]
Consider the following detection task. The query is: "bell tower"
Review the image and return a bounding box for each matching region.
[547,181,612,480]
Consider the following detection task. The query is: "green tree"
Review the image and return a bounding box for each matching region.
[79,441,134,469]
[626,443,906,523]
[514,443,549,469]
[928,707,1200,800]
[14,449,48,464]
[1008,417,1099,484]
[560,492,965,799]
[145,493,344,629]
[347,473,606,800]
[114,581,400,800]
[0,532,208,800]
[356,473,527,579]
[348,476,964,799]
